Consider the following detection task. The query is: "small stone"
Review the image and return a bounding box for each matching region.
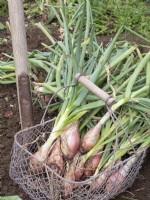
[10,104,14,108]
[6,134,12,139]
[9,181,13,186]
[0,144,5,149]
[19,193,24,198]
[5,111,13,118]
[4,97,9,102]
[45,95,51,103]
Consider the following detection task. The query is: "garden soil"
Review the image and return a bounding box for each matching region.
[0,16,150,200]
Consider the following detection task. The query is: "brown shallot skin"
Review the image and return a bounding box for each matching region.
[74,157,85,181]
[64,163,75,198]
[84,154,102,177]
[29,158,45,174]
[105,171,124,193]
[64,153,80,198]
[80,127,100,153]
[29,147,48,173]
[91,172,108,191]
[105,159,131,193]
[61,122,80,160]
[46,138,64,176]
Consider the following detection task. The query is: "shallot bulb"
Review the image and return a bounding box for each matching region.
[80,126,100,153]
[46,138,64,175]
[61,122,80,159]
[106,156,137,193]
[105,171,124,193]
[74,156,86,181]
[29,146,49,173]
[64,164,75,198]
[64,153,80,197]
[91,171,108,191]
[84,154,102,177]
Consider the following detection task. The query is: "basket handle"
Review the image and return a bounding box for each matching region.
[75,73,115,106]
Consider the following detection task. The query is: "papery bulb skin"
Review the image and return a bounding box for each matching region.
[91,172,108,191]
[63,153,80,198]
[80,127,100,153]
[105,172,124,193]
[64,162,75,198]
[61,122,80,159]
[29,146,49,173]
[84,154,102,177]
[74,157,85,181]
[106,157,135,193]
[46,138,64,175]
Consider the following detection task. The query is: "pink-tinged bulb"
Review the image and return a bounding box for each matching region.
[105,172,124,193]
[105,156,138,193]
[74,158,85,181]
[84,154,102,177]
[80,127,100,153]
[46,138,64,175]
[61,122,80,159]
[91,172,108,191]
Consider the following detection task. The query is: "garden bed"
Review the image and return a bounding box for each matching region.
[0,13,150,200]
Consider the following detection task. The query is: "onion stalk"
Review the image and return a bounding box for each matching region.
[1,0,149,191]
[30,0,127,168]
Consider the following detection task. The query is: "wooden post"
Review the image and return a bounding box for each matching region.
[8,0,33,129]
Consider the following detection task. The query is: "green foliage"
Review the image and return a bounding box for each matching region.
[0,22,5,30]
[0,0,8,17]
[0,38,7,46]
[0,196,22,200]
[45,0,150,39]
[100,0,150,37]
[0,0,149,38]
[24,1,45,18]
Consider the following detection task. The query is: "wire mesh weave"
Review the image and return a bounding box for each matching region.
[9,118,146,200]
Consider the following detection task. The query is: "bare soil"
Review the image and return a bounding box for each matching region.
[0,15,150,200]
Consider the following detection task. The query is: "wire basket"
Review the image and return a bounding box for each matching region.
[9,118,146,200]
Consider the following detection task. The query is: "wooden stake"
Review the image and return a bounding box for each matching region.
[8,0,33,129]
